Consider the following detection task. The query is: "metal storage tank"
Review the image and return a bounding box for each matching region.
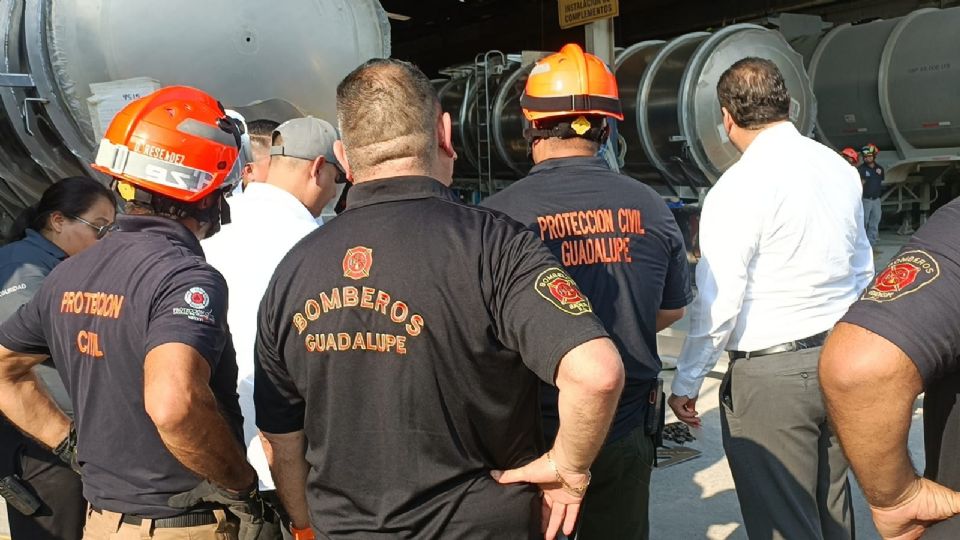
[0,0,390,226]
[678,24,815,184]
[490,62,534,178]
[632,32,710,191]
[613,40,666,184]
[805,6,960,186]
[440,24,816,196]
[880,8,960,156]
[436,56,533,183]
[613,25,817,193]
[806,18,900,153]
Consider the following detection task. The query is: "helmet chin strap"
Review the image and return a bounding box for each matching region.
[113,179,231,237]
[523,118,610,148]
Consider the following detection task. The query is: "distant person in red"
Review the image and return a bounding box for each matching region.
[840,147,859,167]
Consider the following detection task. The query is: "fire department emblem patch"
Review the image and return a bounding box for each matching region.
[343,246,373,280]
[184,287,210,309]
[535,267,592,315]
[862,249,940,303]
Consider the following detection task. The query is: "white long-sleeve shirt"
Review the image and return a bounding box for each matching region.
[672,122,874,398]
[202,182,322,490]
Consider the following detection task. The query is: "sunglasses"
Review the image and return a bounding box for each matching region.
[70,215,112,239]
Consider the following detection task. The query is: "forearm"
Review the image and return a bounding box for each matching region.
[262,430,310,528]
[821,325,922,507]
[552,338,623,472]
[0,365,69,448]
[655,308,684,332]
[155,389,255,491]
[672,334,724,398]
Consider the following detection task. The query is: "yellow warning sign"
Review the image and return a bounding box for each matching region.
[557,0,619,29]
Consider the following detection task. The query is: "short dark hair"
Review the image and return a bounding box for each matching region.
[247,119,280,158]
[336,58,440,175]
[716,57,790,129]
[6,176,115,241]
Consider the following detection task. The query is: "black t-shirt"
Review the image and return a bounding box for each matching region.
[255,176,609,539]
[858,162,884,199]
[482,156,693,442]
[841,196,960,536]
[0,215,242,518]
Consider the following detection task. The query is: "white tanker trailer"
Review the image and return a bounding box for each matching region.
[0,0,390,231]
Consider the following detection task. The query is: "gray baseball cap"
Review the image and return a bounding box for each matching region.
[269,116,340,167]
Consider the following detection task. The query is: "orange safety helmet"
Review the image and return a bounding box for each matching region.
[840,147,859,165]
[91,86,245,204]
[521,43,623,122]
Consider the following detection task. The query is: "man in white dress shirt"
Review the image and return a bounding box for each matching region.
[203,116,343,538]
[667,58,873,539]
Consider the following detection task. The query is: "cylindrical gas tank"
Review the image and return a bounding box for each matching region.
[880,8,960,152]
[0,0,390,230]
[491,63,534,178]
[48,0,390,147]
[806,18,900,152]
[678,24,816,184]
[633,32,709,188]
[615,24,815,188]
[439,59,532,181]
[613,40,666,184]
[437,74,476,178]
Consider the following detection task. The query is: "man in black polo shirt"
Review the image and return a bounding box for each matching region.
[858,143,884,247]
[255,58,625,540]
[482,44,692,540]
[821,195,960,539]
[0,86,262,539]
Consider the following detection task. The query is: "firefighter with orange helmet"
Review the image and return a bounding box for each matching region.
[483,44,693,540]
[0,86,263,540]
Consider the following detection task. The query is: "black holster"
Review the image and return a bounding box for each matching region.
[0,475,41,515]
[644,379,665,464]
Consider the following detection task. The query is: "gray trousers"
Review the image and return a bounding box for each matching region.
[862,197,882,245]
[720,347,854,540]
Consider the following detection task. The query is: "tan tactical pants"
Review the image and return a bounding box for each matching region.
[82,506,238,540]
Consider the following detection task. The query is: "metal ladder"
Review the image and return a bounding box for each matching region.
[473,50,505,197]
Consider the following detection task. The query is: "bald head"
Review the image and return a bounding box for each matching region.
[335,59,442,180]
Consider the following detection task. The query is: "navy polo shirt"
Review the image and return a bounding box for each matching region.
[841,196,960,536]
[858,162,884,200]
[0,215,242,518]
[483,156,693,442]
[255,176,609,538]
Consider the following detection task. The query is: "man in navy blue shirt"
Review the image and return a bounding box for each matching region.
[0,87,262,540]
[482,44,692,540]
[822,195,960,538]
[858,143,884,246]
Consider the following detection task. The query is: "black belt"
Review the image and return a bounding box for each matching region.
[729,331,828,360]
[863,196,880,200]
[92,507,218,528]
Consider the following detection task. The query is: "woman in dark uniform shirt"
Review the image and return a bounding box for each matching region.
[0,176,115,540]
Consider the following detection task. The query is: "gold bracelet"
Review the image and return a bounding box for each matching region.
[546,451,591,497]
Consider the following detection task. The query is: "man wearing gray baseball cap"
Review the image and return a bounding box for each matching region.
[203,116,344,539]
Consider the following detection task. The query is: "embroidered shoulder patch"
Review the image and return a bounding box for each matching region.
[862,249,940,303]
[534,267,592,315]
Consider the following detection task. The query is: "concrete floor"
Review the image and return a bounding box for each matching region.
[0,232,916,539]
